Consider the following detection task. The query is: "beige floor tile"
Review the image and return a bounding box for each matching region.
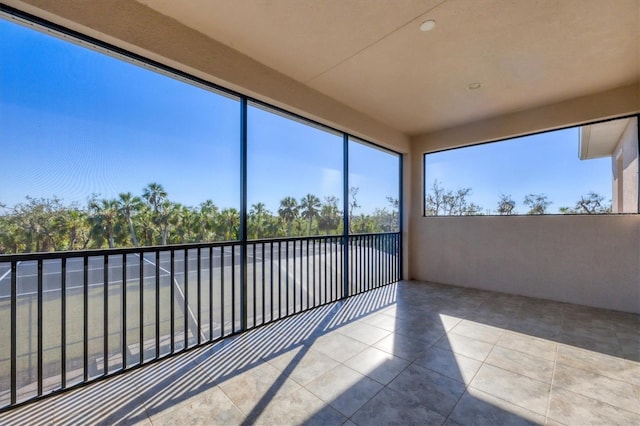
[351,387,445,426]
[436,333,494,362]
[548,386,640,426]
[309,332,369,362]
[250,387,346,426]
[470,364,550,415]
[373,332,432,361]
[150,386,245,426]
[556,345,636,385]
[217,362,301,414]
[437,313,464,331]
[2,395,57,426]
[449,388,545,426]
[485,345,554,383]
[306,364,383,417]
[361,312,397,331]
[496,332,557,361]
[450,320,504,344]
[553,363,640,414]
[413,345,482,385]
[388,363,465,417]
[267,346,339,386]
[343,346,410,385]
[555,332,619,354]
[336,321,392,345]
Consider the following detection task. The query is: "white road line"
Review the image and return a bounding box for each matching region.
[0,261,19,282]
[136,253,206,342]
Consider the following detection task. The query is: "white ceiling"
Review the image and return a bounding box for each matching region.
[137,0,639,136]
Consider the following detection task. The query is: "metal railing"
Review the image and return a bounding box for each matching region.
[0,232,400,410]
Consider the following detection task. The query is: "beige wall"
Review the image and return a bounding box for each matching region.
[411,215,640,313]
[612,117,639,213]
[410,88,640,313]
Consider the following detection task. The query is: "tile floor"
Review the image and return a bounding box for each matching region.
[0,280,638,425]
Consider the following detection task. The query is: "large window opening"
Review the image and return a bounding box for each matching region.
[423,116,639,216]
[247,103,343,238]
[0,10,402,409]
[0,17,403,254]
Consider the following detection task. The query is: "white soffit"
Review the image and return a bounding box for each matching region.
[579,118,631,160]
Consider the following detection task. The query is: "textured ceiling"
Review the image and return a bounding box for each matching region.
[137,0,639,135]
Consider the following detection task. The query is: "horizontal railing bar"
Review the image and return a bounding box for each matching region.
[0,240,244,262]
[0,232,399,262]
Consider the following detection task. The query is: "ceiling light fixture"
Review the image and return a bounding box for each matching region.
[467,82,482,90]
[420,20,436,32]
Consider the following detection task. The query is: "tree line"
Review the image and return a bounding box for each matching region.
[425,180,611,216]
[0,183,399,254]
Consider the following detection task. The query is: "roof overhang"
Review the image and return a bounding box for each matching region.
[579,118,631,160]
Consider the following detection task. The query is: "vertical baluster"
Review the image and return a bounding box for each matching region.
[285,241,290,316]
[197,248,202,346]
[261,242,265,326]
[209,247,213,342]
[10,262,16,405]
[104,255,109,375]
[252,243,256,327]
[139,253,144,364]
[61,258,67,389]
[37,259,43,396]
[155,251,160,359]
[220,246,225,337]
[83,256,88,381]
[170,250,174,354]
[122,254,127,368]
[231,245,235,334]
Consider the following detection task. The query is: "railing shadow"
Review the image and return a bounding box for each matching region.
[0,283,398,424]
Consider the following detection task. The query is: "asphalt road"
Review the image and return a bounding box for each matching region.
[0,242,340,299]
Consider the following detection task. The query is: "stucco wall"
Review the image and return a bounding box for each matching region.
[411,215,640,313]
[612,117,639,213]
[410,88,640,314]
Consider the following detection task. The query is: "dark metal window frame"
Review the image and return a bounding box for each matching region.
[422,113,640,217]
[0,4,404,412]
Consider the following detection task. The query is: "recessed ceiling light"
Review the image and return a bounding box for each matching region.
[468,82,482,90]
[420,20,436,32]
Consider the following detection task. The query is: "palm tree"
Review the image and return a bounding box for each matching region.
[278,196,299,236]
[248,202,270,239]
[199,200,219,241]
[142,182,167,214]
[218,208,240,241]
[117,192,143,247]
[137,205,155,246]
[88,197,119,248]
[174,205,200,244]
[66,209,91,250]
[158,200,178,245]
[318,196,341,234]
[299,194,321,235]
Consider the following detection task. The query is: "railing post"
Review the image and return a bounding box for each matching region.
[10,262,17,405]
[240,97,248,330]
[398,153,404,280]
[342,134,350,299]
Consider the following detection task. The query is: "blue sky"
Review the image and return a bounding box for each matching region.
[0,19,400,215]
[424,128,611,214]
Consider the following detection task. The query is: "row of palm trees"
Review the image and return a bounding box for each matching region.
[0,183,399,254]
